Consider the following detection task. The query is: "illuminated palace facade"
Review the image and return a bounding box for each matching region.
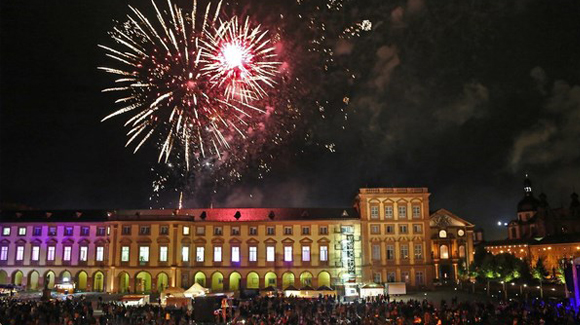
[0,187,476,293]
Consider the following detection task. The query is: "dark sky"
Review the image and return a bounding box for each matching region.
[1,0,579,240]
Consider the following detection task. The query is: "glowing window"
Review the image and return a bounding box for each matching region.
[440,245,449,259]
[439,230,447,238]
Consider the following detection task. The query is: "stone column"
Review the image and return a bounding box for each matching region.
[434,263,439,279]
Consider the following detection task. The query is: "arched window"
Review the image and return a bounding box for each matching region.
[440,245,449,259]
[459,245,466,258]
[439,230,447,238]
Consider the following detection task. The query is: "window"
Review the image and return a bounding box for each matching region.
[401,271,410,283]
[139,246,149,262]
[386,245,394,260]
[63,246,72,261]
[79,246,88,261]
[231,227,240,236]
[48,227,57,236]
[182,246,190,262]
[96,246,104,261]
[81,227,90,236]
[387,272,396,282]
[400,244,409,259]
[231,246,240,262]
[412,206,421,218]
[159,246,168,262]
[196,247,205,262]
[139,226,150,235]
[266,246,275,262]
[415,271,424,285]
[249,246,257,262]
[0,247,7,261]
[16,246,24,261]
[385,225,394,234]
[370,224,380,234]
[413,224,422,234]
[47,246,55,261]
[439,229,447,238]
[213,246,222,262]
[385,206,394,219]
[373,272,381,283]
[2,227,10,236]
[372,244,381,260]
[18,227,27,236]
[31,246,40,261]
[414,244,423,259]
[266,227,275,235]
[458,229,465,237]
[121,246,130,262]
[96,227,106,236]
[284,246,293,262]
[399,225,408,234]
[302,246,310,261]
[249,227,257,236]
[196,226,205,235]
[64,227,73,236]
[319,226,328,235]
[160,226,169,235]
[284,227,293,235]
[459,245,466,258]
[320,245,328,262]
[440,245,449,259]
[33,227,42,236]
[213,227,223,236]
[183,226,190,236]
[370,205,379,219]
[107,226,111,235]
[398,206,407,219]
[302,226,310,235]
[122,226,131,235]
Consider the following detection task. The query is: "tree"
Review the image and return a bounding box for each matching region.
[479,253,499,297]
[495,253,524,300]
[532,257,549,299]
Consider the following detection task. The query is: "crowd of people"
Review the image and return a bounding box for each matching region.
[0,293,580,324]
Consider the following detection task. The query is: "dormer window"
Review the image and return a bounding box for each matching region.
[439,230,447,238]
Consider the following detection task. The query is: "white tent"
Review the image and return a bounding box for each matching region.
[184,282,209,298]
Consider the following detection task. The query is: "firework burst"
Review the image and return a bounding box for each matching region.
[99,0,279,169]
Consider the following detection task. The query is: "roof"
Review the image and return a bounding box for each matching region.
[0,208,359,223]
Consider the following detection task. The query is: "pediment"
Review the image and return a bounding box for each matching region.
[264,237,277,244]
[157,237,170,244]
[46,238,58,245]
[181,237,191,244]
[137,237,152,244]
[78,238,90,245]
[62,238,74,245]
[299,237,313,244]
[95,238,109,245]
[281,237,295,244]
[246,237,260,244]
[229,238,242,245]
[429,209,475,228]
[211,237,225,244]
[370,237,382,242]
[0,239,10,245]
[384,237,397,242]
[317,237,330,244]
[194,238,207,244]
[119,237,132,245]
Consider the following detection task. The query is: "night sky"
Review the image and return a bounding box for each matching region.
[1,0,580,240]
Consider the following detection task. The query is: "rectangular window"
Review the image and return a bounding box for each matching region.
[266,227,275,235]
[373,272,381,284]
[121,246,130,262]
[196,247,205,262]
[302,226,310,235]
[320,245,328,262]
[302,246,310,261]
[385,225,394,234]
[18,227,27,236]
[401,271,410,283]
[96,246,104,261]
[33,227,42,236]
[213,227,223,236]
[160,226,169,235]
[231,227,240,236]
[31,246,40,261]
[0,247,7,261]
[388,272,396,282]
[47,246,55,261]
[266,246,275,262]
[63,246,71,261]
[182,246,190,262]
[370,205,379,219]
[284,246,293,262]
[249,246,257,262]
[399,225,408,234]
[414,244,423,259]
[386,245,394,260]
[231,246,240,262]
[415,271,424,285]
[284,227,292,235]
[214,246,222,262]
[372,244,381,260]
[107,226,111,235]
[398,206,407,219]
[412,206,421,218]
[139,246,149,262]
[64,227,73,236]
[183,226,190,236]
[2,227,10,236]
[249,227,257,236]
[122,226,131,235]
[401,244,409,259]
[79,246,88,261]
[319,226,328,235]
[159,246,168,262]
[96,227,106,236]
[196,226,205,235]
[140,226,150,235]
[81,227,90,236]
[385,206,394,219]
[16,246,24,261]
[48,227,57,236]
[370,224,380,234]
[413,224,422,234]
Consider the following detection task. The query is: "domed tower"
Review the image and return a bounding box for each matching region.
[517,174,539,222]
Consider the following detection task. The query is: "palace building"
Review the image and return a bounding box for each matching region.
[0,187,476,294]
